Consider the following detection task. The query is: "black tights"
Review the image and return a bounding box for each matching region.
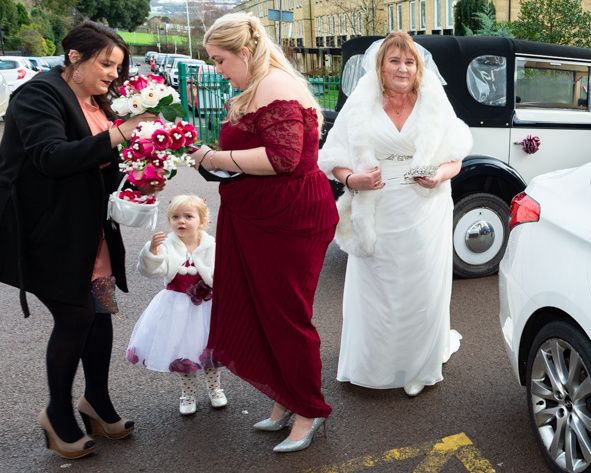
[40,296,120,443]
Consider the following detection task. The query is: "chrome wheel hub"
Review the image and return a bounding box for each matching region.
[465,220,495,253]
[530,338,591,473]
[454,208,504,265]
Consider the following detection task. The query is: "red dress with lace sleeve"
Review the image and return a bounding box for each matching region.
[206,100,338,418]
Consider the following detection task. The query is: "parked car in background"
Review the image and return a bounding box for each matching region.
[43,55,64,68]
[160,53,190,83]
[129,62,139,77]
[186,64,227,111]
[0,73,10,117]
[167,58,205,88]
[144,51,158,64]
[0,56,37,91]
[26,57,50,72]
[328,35,591,278]
[498,162,591,473]
[152,52,167,73]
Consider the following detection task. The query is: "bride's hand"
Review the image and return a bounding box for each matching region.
[415,168,443,188]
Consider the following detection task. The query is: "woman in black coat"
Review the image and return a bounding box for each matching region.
[0,21,157,459]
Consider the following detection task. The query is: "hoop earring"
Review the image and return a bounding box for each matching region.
[72,68,84,84]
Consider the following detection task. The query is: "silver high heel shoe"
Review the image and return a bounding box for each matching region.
[253,409,293,431]
[273,417,326,453]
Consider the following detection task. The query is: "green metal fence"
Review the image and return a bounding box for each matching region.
[178,62,340,145]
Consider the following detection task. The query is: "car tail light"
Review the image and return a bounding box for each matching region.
[508,192,540,231]
[17,68,26,79]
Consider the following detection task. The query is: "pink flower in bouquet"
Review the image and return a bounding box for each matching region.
[128,164,167,188]
[152,128,172,150]
[169,127,186,150]
[130,138,155,158]
[121,146,136,162]
[150,153,169,168]
[148,73,165,84]
[178,122,198,145]
[127,75,149,92]
[142,163,165,182]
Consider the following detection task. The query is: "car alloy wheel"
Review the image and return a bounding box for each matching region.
[527,321,591,473]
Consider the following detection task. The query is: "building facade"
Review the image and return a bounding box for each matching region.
[233,0,591,74]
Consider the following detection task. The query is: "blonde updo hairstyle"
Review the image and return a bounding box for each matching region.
[204,12,323,130]
[376,31,424,97]
[167,194,209,230]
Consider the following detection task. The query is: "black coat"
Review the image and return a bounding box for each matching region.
[0,69,128,316]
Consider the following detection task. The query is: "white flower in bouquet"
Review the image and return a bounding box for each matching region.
[132,120,165,140]
[111,96,130,116]
[140,86,161,109]
[129,95,146,115]
[114,74,186,122]
[170,88,181,104]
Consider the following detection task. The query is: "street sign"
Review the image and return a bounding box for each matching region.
[268,9,294,22]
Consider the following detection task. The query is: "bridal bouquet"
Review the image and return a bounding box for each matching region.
[111,74,186,122]
[107,119,199,229]
[119,119,198,187]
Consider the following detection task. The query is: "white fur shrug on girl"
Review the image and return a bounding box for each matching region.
[137,231,215,287]
[318,68,473,257]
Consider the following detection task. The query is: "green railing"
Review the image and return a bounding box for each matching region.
[178,62,340,145]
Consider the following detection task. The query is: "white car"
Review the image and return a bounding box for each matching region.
[499,163,591,473]
[0,73,9,118]
[168,58,205,88]
[0,56,37,91]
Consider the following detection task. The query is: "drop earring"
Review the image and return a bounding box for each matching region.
[72,68,84,84]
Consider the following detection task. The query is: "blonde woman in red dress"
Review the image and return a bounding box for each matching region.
[190,12,338,453]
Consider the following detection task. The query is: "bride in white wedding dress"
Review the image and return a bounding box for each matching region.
[319,32,472,396]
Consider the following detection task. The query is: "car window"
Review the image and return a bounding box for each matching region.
[515,58,590,111]
[0,60,18,70]
[341,54,365,97]
[466,55,507,107]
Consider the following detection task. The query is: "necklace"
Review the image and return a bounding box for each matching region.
[386,100,404,117]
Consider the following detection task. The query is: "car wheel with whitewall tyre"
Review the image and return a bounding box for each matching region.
[526,321,591,473]
[453,193,509,278]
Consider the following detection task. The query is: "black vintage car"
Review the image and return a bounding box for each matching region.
[322,35,591,278]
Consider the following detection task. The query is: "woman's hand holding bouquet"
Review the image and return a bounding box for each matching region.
[107,74,201,228]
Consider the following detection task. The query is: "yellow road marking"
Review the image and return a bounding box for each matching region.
[303,432,495,473]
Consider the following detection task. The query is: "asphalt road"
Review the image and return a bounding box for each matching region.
[0,98,549,472]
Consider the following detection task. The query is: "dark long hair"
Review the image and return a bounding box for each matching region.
[62,20,130,115]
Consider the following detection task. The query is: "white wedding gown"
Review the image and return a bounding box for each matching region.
[336,104,462,389]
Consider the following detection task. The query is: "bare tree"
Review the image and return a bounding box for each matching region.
[330,0,386,36]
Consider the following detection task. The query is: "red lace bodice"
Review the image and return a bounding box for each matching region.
[216,99,338,233]
[219,99,320,176]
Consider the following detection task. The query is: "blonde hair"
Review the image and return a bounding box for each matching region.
[376,32,424,97]
[167,195,209,230]
[204,12,323,130]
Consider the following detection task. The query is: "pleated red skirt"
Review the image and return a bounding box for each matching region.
[207,169,337,418]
